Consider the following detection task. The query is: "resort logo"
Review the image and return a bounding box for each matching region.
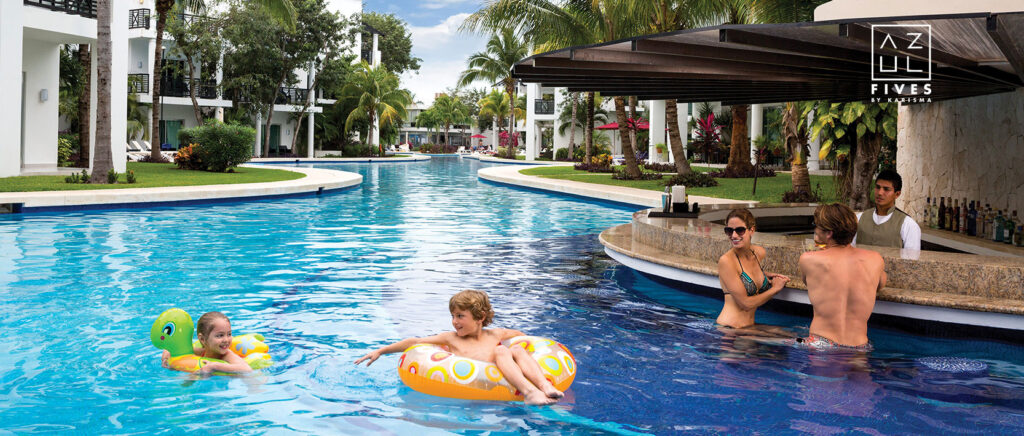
[869,24,933,103]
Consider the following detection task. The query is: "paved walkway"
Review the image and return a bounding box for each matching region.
[0,165,361,211]
[476,164,754,208]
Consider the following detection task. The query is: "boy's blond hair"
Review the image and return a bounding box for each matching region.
[449,290,494,326]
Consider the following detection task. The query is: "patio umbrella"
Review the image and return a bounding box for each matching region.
[470,134,487,138]
[595,119,649,155]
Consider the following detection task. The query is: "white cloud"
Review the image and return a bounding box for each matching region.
[421,0,475,10]
[401,13,488,105]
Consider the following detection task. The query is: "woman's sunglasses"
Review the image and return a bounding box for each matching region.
[724,226,747,236]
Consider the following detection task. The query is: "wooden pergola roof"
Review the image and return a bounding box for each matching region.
[511,12,1024,104]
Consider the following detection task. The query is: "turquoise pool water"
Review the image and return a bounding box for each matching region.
[2,157,1024,434]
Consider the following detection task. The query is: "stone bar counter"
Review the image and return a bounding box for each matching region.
[600,204,1024,329]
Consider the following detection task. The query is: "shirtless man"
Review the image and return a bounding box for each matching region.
[798,203,887,349]
[354,289,563,405]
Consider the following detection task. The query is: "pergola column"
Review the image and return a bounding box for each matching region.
[649,99,666,162]
[749,103,763,165]
[307,112,314,158]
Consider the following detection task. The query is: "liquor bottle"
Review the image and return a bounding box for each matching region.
[978,203,987,238]
[938,197,946,230]
[952,199,960,233]
[993,209,1004,242]
[923,197,931,226]
[960,198,968,234]
[946,197,954,231]
[967,201,977,236]
[1016,225,1024,247]
[1004,210,1017,244]
[931,197,940,229]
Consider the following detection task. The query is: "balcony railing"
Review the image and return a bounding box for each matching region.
[24,0,96,18]
[174,12,211,27]
[128,73,149,94]
[534,99,555,115]
[277,87,311,105]
[161,78,218,100]
[129,8,151,29]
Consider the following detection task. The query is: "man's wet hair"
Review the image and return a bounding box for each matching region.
[814,203,858,245]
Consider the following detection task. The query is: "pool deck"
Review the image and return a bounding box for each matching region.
[0,164,362,212]
[476,163,753,208]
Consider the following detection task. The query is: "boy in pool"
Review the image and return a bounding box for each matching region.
[354,290,564,405]
[161,311,252,374]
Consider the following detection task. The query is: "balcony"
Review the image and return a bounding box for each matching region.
[129,8,150,29]
[276,87,311,105]
[161,78,218,100]
[24,0,96,18]
[534,99,555,115]
[128,73,149,94]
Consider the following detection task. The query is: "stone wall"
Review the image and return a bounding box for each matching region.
[896,88,1024,223]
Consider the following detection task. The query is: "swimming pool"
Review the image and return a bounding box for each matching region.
[2,157,1024,434]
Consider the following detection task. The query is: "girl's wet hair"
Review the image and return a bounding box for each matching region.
[726,208,757,229]
[197,311,229,339]
[449,290,495,327]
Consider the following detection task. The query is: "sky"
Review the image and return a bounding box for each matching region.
[362,0,489,105]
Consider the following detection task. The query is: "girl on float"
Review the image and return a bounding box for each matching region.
[161,311,252,375]
[716,208,791,329]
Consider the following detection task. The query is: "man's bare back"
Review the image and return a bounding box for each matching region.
[799,245,886,347]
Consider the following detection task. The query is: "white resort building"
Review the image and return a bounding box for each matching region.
[0,0,370,179]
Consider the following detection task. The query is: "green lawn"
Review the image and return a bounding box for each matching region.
[520,165,838,203]
[0,162,305,192]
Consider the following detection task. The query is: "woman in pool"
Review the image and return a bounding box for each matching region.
[717,208,790,328]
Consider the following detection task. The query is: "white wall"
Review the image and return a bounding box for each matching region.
[897,89,1024,221]
[0,1,25,177]
[21,38,60,169]
[129,39,149,74]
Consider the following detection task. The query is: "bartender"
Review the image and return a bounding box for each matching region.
[853,169,921,250]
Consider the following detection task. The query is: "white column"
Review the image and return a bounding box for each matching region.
[749,103,762,166]
[649,99,666,162]
[215,51,224,99]
[807,110,820,171]
[307,112,314,158]
[491,119,498,150]
[147,38,156,97]
[371,111,379,149]
[0,1,24,177]
[678,101,690,159]
[111,0,130,172]
[372,33,380,67]
[254,113,262,157]
[525,83,538,160]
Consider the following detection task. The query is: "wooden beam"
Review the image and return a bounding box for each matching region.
[633,39,868,74]
[986,14,1024,83]
[531,56,843,81]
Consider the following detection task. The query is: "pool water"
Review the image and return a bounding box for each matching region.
[2,157,1024,434]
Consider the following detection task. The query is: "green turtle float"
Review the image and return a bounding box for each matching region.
[151,308,272,374]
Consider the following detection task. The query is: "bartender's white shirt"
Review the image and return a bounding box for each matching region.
[853,209,922,251]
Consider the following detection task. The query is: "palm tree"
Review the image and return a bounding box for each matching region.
[341,61,411,157]
[465,0,657,176]
[782,101,812,195]
[415,108,440,144]
[456,28,529,158]
[91,0,113,183]
[432,95,469,147]
[558,92,610,161]
[151,0,295,162]
[478,89,511,134]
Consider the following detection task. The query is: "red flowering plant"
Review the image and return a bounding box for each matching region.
[693,113,721,163]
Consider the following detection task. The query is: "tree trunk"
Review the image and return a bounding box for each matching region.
[628,96,637,159]
[91,0,113,183]
[77,44,91,168]
[263,108,274,156]
[185,55,202,125]
[290,75,322,152]
[585,92,594,163]
[849,133,883,210]
[665,100,691,175]
[568,92,577,160]
[614,96,641,178]
[791,162,810,194]
[150,10,168,162]
[726,104,753,175]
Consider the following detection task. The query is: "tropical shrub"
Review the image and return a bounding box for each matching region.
[642,162,676,173]
[342,143,376,157]
[57,134,77,166]
[174,144,204,170]
[613,168,662,180]
[707,167,776,178]
[106,169,119,184]
[664,172,717,188]
[126,170,137,184]
[572,143,611,161]
[555,148,570,161]
[177,122,255,172]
